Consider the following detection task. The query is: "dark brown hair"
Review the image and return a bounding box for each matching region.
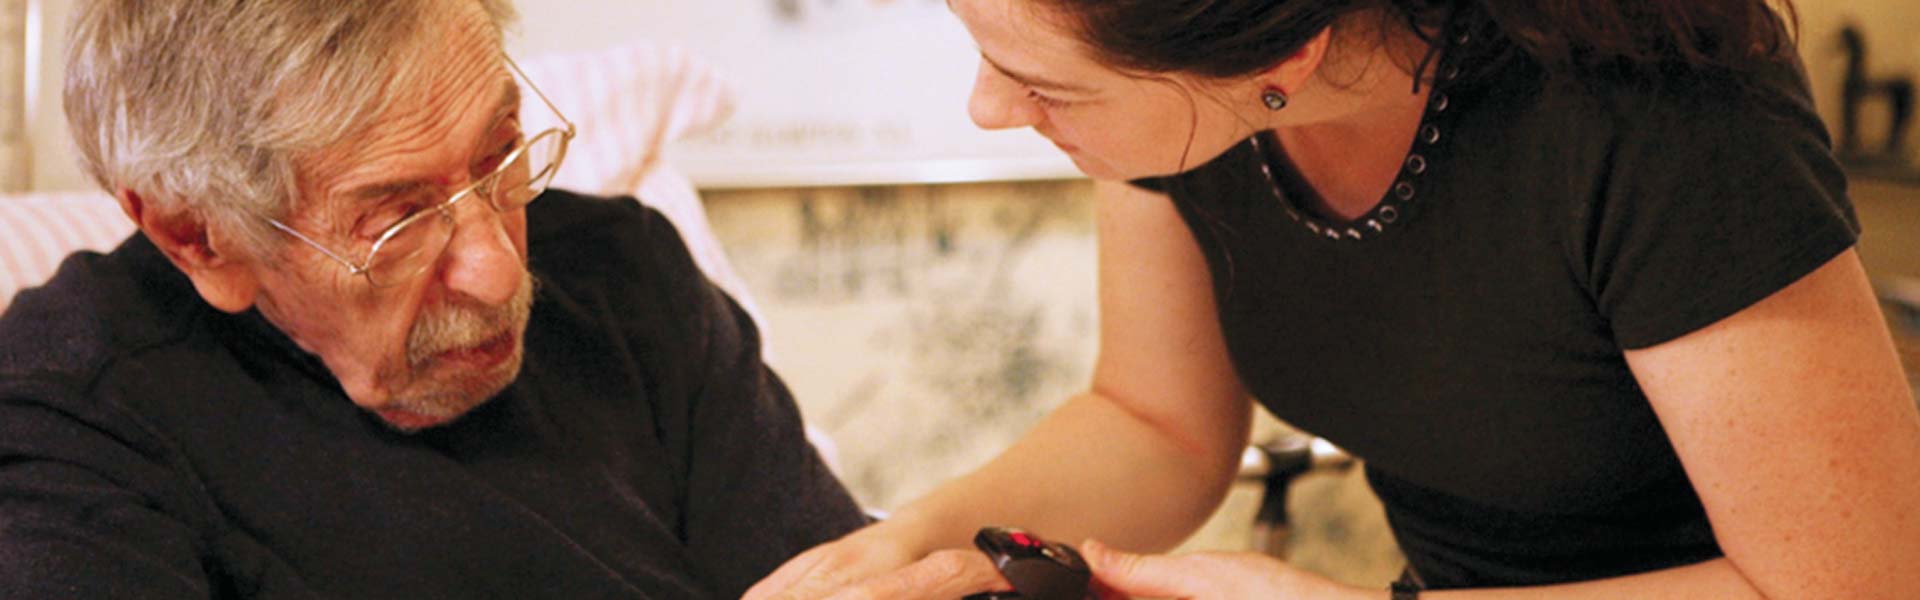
[1032,0,1799,80]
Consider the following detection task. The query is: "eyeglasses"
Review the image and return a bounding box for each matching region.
[265,56,576,288]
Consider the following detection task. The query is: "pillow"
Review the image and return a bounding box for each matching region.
[0,191,132,311]
[517,43,734,196]
[516,44,764,328]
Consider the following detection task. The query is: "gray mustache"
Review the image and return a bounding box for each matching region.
[405,274,535,366]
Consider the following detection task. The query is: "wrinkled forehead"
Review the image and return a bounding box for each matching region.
[293,2,516,217]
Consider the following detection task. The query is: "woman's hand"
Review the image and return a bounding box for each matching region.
[1082,540,1367,600]
[742,521,1012,600]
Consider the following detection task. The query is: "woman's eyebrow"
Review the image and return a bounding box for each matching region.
[981,52,1096,94]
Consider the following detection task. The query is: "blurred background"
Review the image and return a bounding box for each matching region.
[3,0,1915,587]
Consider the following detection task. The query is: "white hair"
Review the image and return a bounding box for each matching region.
[64,0,518,255]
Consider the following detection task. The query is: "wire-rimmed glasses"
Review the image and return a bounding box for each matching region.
[265,56,575,288]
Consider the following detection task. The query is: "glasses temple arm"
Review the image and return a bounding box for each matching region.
[505,56,576,137]
[265,218,368,275]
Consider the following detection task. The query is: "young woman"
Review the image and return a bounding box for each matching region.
[747,1,1920,598]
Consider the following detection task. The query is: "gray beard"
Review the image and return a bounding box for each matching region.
[383,273,538,429]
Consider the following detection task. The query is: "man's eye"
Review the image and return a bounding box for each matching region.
[357,206,414,240]
[357,195,434,240]
[474,137,519,177]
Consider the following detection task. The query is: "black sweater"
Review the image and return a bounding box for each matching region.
[0,190,868,599]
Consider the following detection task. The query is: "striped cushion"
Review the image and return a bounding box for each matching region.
[518,43,763,329]
[0,191,134,311]
[518,43,733,196]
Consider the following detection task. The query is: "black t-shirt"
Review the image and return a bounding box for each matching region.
[0,190,869,598]
[1135,45,1857,588]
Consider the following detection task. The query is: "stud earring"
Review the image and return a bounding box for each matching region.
[1262,88,1289,111]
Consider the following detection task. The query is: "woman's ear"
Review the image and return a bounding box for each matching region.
[1259,26,1337,100]
[118,188,260,313]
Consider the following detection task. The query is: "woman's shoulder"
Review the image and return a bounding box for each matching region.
[1552,56,1824,150]
[1450,52,1835,201]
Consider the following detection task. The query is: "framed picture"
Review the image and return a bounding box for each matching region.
[512,0,1077,188]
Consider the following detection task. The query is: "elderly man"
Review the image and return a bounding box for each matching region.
[0,1,867,597]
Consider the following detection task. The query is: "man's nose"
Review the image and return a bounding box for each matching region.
[436,198,524,306]
[968,60,1044,131]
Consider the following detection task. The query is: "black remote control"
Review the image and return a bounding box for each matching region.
[961,527,1095,600]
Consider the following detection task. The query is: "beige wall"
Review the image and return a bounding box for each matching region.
[1797,0,1920,154]
[1855,179,1920,280]
[25,0,77,192]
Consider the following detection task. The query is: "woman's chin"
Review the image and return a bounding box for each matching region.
[1062,152,1186,182]
[1064,153,1126,181]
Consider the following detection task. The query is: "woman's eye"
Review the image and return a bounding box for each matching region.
[1026,88,1072,109]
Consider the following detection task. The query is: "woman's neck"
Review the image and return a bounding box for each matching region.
[1269,24,1439,222]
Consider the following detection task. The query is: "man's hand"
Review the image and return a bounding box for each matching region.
[1082,540,1366,600]
[742,523,1013,600]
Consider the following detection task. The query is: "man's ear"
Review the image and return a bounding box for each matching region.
[118,188,260,313]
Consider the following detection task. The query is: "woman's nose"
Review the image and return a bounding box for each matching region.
[967,60,1044,131]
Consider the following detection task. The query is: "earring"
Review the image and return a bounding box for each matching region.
[1261,88,1289,111]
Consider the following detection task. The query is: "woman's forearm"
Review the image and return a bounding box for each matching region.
[1421,558,1763,600]
[881,389,1250,557]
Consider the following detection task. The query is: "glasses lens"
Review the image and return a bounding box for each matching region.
[495,129,566,210]
[365,209,455,286]
[355,126,566,287]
